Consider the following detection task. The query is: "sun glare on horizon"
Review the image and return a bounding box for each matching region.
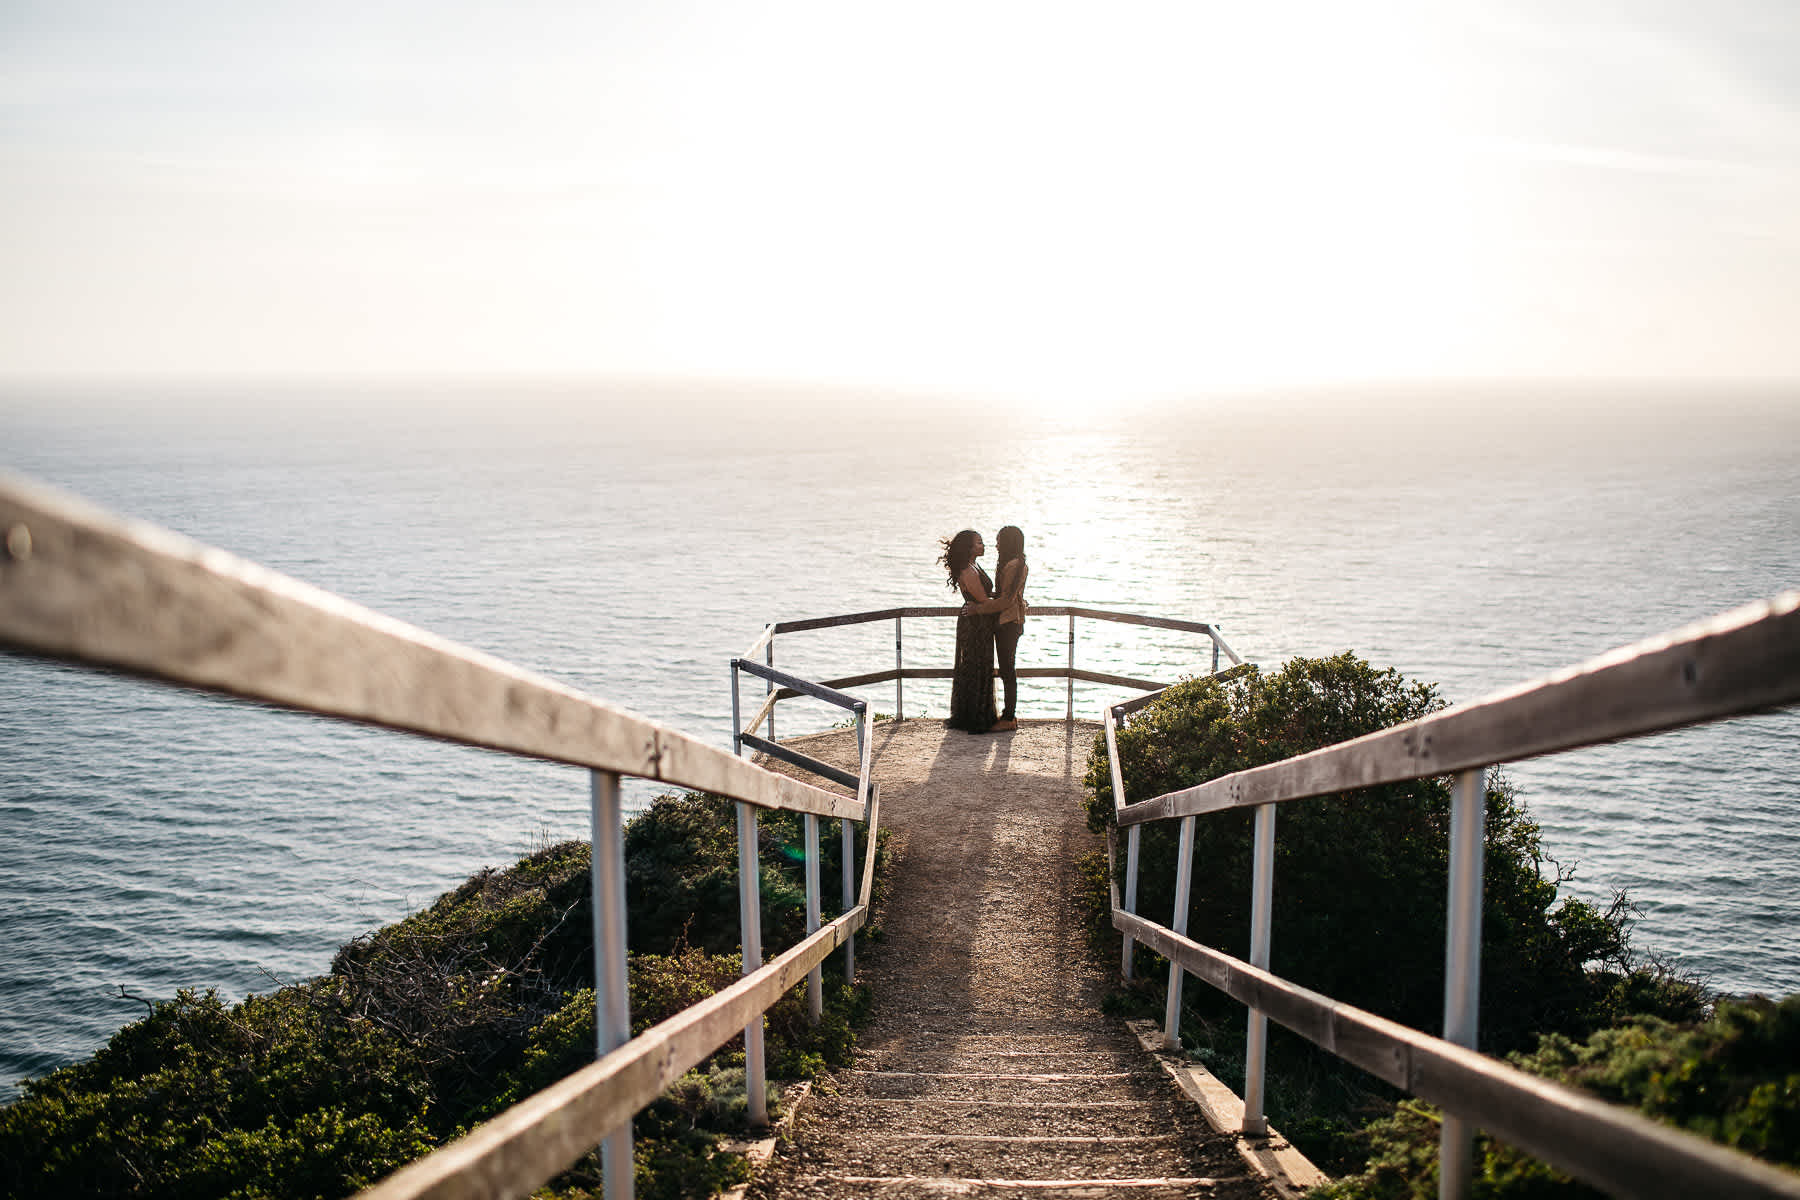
[1,3,1796,393]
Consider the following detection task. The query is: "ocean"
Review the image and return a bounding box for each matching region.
[2,379,1797,1101]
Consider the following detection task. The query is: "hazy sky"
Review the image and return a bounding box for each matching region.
[3,1,1797,396]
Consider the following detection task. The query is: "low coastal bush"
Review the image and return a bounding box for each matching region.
[1084,653,1673,1050]
[1083,652,1747,1191]
[0,791,885,1200]
[1319,995,1800,1198]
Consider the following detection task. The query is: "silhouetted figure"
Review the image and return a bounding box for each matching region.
[939,528,998,733]
[982,525,1029,729]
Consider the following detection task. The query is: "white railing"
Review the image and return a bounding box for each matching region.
[739,604,1242,735]
[1104,592,1800,1200]
[0,473,879,1200]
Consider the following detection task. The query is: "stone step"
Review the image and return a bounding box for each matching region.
[854,1048,1138,1073]
[838,1067,1168,1105]
[785,1173,1231,1198]
[772,1130,1205,1178]
[809,1096,1189,1138]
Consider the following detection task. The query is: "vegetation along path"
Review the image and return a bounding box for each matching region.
[745,717,1286,1200]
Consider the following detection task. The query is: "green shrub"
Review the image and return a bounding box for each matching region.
[0,986,438,1199]
[1,790,884,1200]
[623,791,876,958]
[1083,651,1765,1192]
[1086,653,1641,1050]
[1320,996,1800,1198]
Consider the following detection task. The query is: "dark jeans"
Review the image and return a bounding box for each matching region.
[994,621,1023,719]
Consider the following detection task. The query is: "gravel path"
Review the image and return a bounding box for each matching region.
[744,718,1280,1200]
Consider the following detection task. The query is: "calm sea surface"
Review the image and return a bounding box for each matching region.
[3,380,1797,1101]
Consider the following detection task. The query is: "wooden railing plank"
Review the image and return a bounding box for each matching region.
[358,905,867,1200]
[771,605,1224,637]
[738,686,781,741]
[1115,910,1800,1200]
[1120,592,1800,827]
[0,475,852,820]
[740,733,860,792]
[769,666,1177,698]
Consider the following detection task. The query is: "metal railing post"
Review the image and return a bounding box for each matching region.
[842,816,857,983]
[1122,824,1141,980]
[1243,803,1276,1135]
[765,639,776,743]
[1107,705,1139,980]
[591,769,633,1200]
[1212,629,1222,675]
[1163,814,1196,1050]
[736,801,769,1126]
[1066,613,1076,720]
[730,660,742,754]
[1440,767,1488,1200]
[845,709,866,983]
[894,616,904,720]
[805,812,822,1024]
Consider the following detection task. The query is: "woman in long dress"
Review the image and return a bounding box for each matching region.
[939,528,998,733]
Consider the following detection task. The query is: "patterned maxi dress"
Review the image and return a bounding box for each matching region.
[946,563,999,733]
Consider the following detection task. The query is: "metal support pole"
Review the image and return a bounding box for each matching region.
[1066,614,1076,721]
[845,710,866,983]
[1243,803,1276,1135]
[730,660,742,754]
[842,815,856,983]
[1107,705,1139,978]
[736,801,768,1127]
[1163,814,1196,1050]
[1439,767,1488,1200]
[765,640,776,743]
[1212,630,1222,675]
[591,770,633,1200]
[1122,823,1142,980]
[805,812,822,1024]
[894,616,904,720]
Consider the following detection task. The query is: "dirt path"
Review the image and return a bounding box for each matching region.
[743,718,1281,1200]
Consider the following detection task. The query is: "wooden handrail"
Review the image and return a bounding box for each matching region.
[761,665,1175,699]
[765,603,1234,653]
[0,474,857,822]
[1119,591,1800,827]
[1118,910,1800,1200]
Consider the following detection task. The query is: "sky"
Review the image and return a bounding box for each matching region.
[2,1,1798,398]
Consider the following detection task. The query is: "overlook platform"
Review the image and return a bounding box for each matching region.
[745,718,1320,1200]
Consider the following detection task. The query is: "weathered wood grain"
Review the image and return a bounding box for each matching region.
[734,656,866,711]
[740,733,860,792]
[739,687,780,740]
[1120,591,1800,827]
[0,474,852,820]
[740,622,777,661]
[1116,911,1800,1200]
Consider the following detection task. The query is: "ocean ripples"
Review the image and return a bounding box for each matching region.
[5,386,1799,1098]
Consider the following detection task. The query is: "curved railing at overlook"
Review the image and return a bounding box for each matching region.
[732,604,1243,744]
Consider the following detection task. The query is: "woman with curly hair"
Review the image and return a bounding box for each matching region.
[938,528,997,733]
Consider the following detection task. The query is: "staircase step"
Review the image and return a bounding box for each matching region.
[789,1173,1228,1198]
[770,1132,1204,1178]
[811,1097,1182,1138]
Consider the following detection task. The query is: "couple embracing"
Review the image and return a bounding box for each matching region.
[938,526,1029,734]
